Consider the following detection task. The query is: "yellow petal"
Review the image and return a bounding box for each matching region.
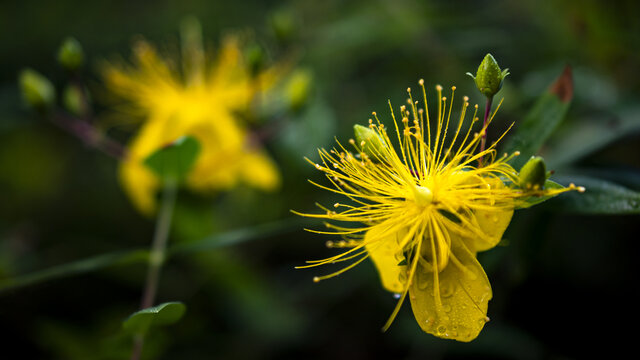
[239,150,281,191]
[365,225,407,294]
[409,235,492,342]
[463,207,513,253]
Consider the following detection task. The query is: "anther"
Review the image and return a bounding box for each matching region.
[436,85,443,91]
[514,151,521,156]
[313,277,320,283]
[407,87,411,93]
[451,86,456,91]
[419,79,424,85]
[334,202,340,208]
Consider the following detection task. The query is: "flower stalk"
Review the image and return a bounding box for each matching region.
[131,178,178,360]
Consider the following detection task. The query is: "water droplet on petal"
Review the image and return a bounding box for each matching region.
[437,325,447,335]
[393,293,401,299]
[443,304,452,312]
[441,282,456,298]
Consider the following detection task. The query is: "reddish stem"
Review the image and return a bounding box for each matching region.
[478,96,493,167]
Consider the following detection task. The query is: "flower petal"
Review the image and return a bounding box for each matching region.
[409,234,492,342]
[463,207,513,253]
[365,225,407,294]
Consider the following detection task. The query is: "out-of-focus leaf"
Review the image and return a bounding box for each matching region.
[0,218,309,293]
[0,249,149,293]
[549,175,640,214]
[502,66,573,170]
[543,106,640,168]
[144,136,200,183]
[516,179,566,209]
[122,302,186,335]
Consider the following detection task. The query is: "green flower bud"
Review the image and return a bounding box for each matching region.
[467,53,509,98]
[57,37,84,71]
[269,9,296,44]
[519,156,547,190]
[286,69,312,113]
[19,68,56,110]
[63,85,90,116]
[354,124,386,161]
[245,42,264,77]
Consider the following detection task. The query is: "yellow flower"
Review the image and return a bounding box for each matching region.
[103,35,283,214]
[297,81,583,341]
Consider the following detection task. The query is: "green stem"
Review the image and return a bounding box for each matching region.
[131,178,178,360]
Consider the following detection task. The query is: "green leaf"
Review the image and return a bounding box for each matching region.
[0,249,149,293]
[543,106,640,168]
[502,66,573,170]
[516,179,566,209]
[0,218,310,293]
[123,302,186,335]
[549,175,640,214]
[144,136,201,183]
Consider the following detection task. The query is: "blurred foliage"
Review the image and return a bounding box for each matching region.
[1,0,639,359]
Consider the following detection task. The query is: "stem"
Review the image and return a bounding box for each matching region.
[51,112,126,159]
[130,179,178,360]
[478,96,493,167]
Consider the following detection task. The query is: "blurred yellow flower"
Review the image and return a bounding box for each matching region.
[103,33,283,214]
[298,81,582,341]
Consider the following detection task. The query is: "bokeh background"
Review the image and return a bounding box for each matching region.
[1,0,640,359]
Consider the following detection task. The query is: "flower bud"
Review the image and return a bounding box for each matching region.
[467,53,509,98]
[57,37,84,71]
[19,68,56,110]
[354,124,386,160]
[286,69,312,113]
[269,9,296,45]
[244,42,264,77]
[63,85,90,116]
[519,156,547,190]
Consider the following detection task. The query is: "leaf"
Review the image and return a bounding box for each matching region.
[0,250,149,293]
[548,175,640,214]
[502,66,573,170]
[144,136,201,183]
[516,179,566,209]
[123,302,186,335]
[0,218,310,293]
[543,106,640,168]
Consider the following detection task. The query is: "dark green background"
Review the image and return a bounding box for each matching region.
[1,0,639,359]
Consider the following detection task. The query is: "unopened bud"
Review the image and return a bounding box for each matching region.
[519,156,547,190]
[269,9,296,45]
[245,42,264,77]
[19,68,56,110]
[57,37,84,71]
[354,124,385,160]
[467,53,509,98]
[63,85,90,116]
[286,69,312,113]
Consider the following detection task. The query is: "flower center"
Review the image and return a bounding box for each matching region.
[413,185,433,207]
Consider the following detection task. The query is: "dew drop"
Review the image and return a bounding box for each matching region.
[437,325,447,335]
[441,282,456,298]
[393,293,401,299]
[443,304,452,312]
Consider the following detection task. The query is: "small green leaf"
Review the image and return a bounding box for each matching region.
[516,179,566,209]
[548,175,640,214]
[144,136,200,183]
[502,66,573,169]
[123,302,186,335]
